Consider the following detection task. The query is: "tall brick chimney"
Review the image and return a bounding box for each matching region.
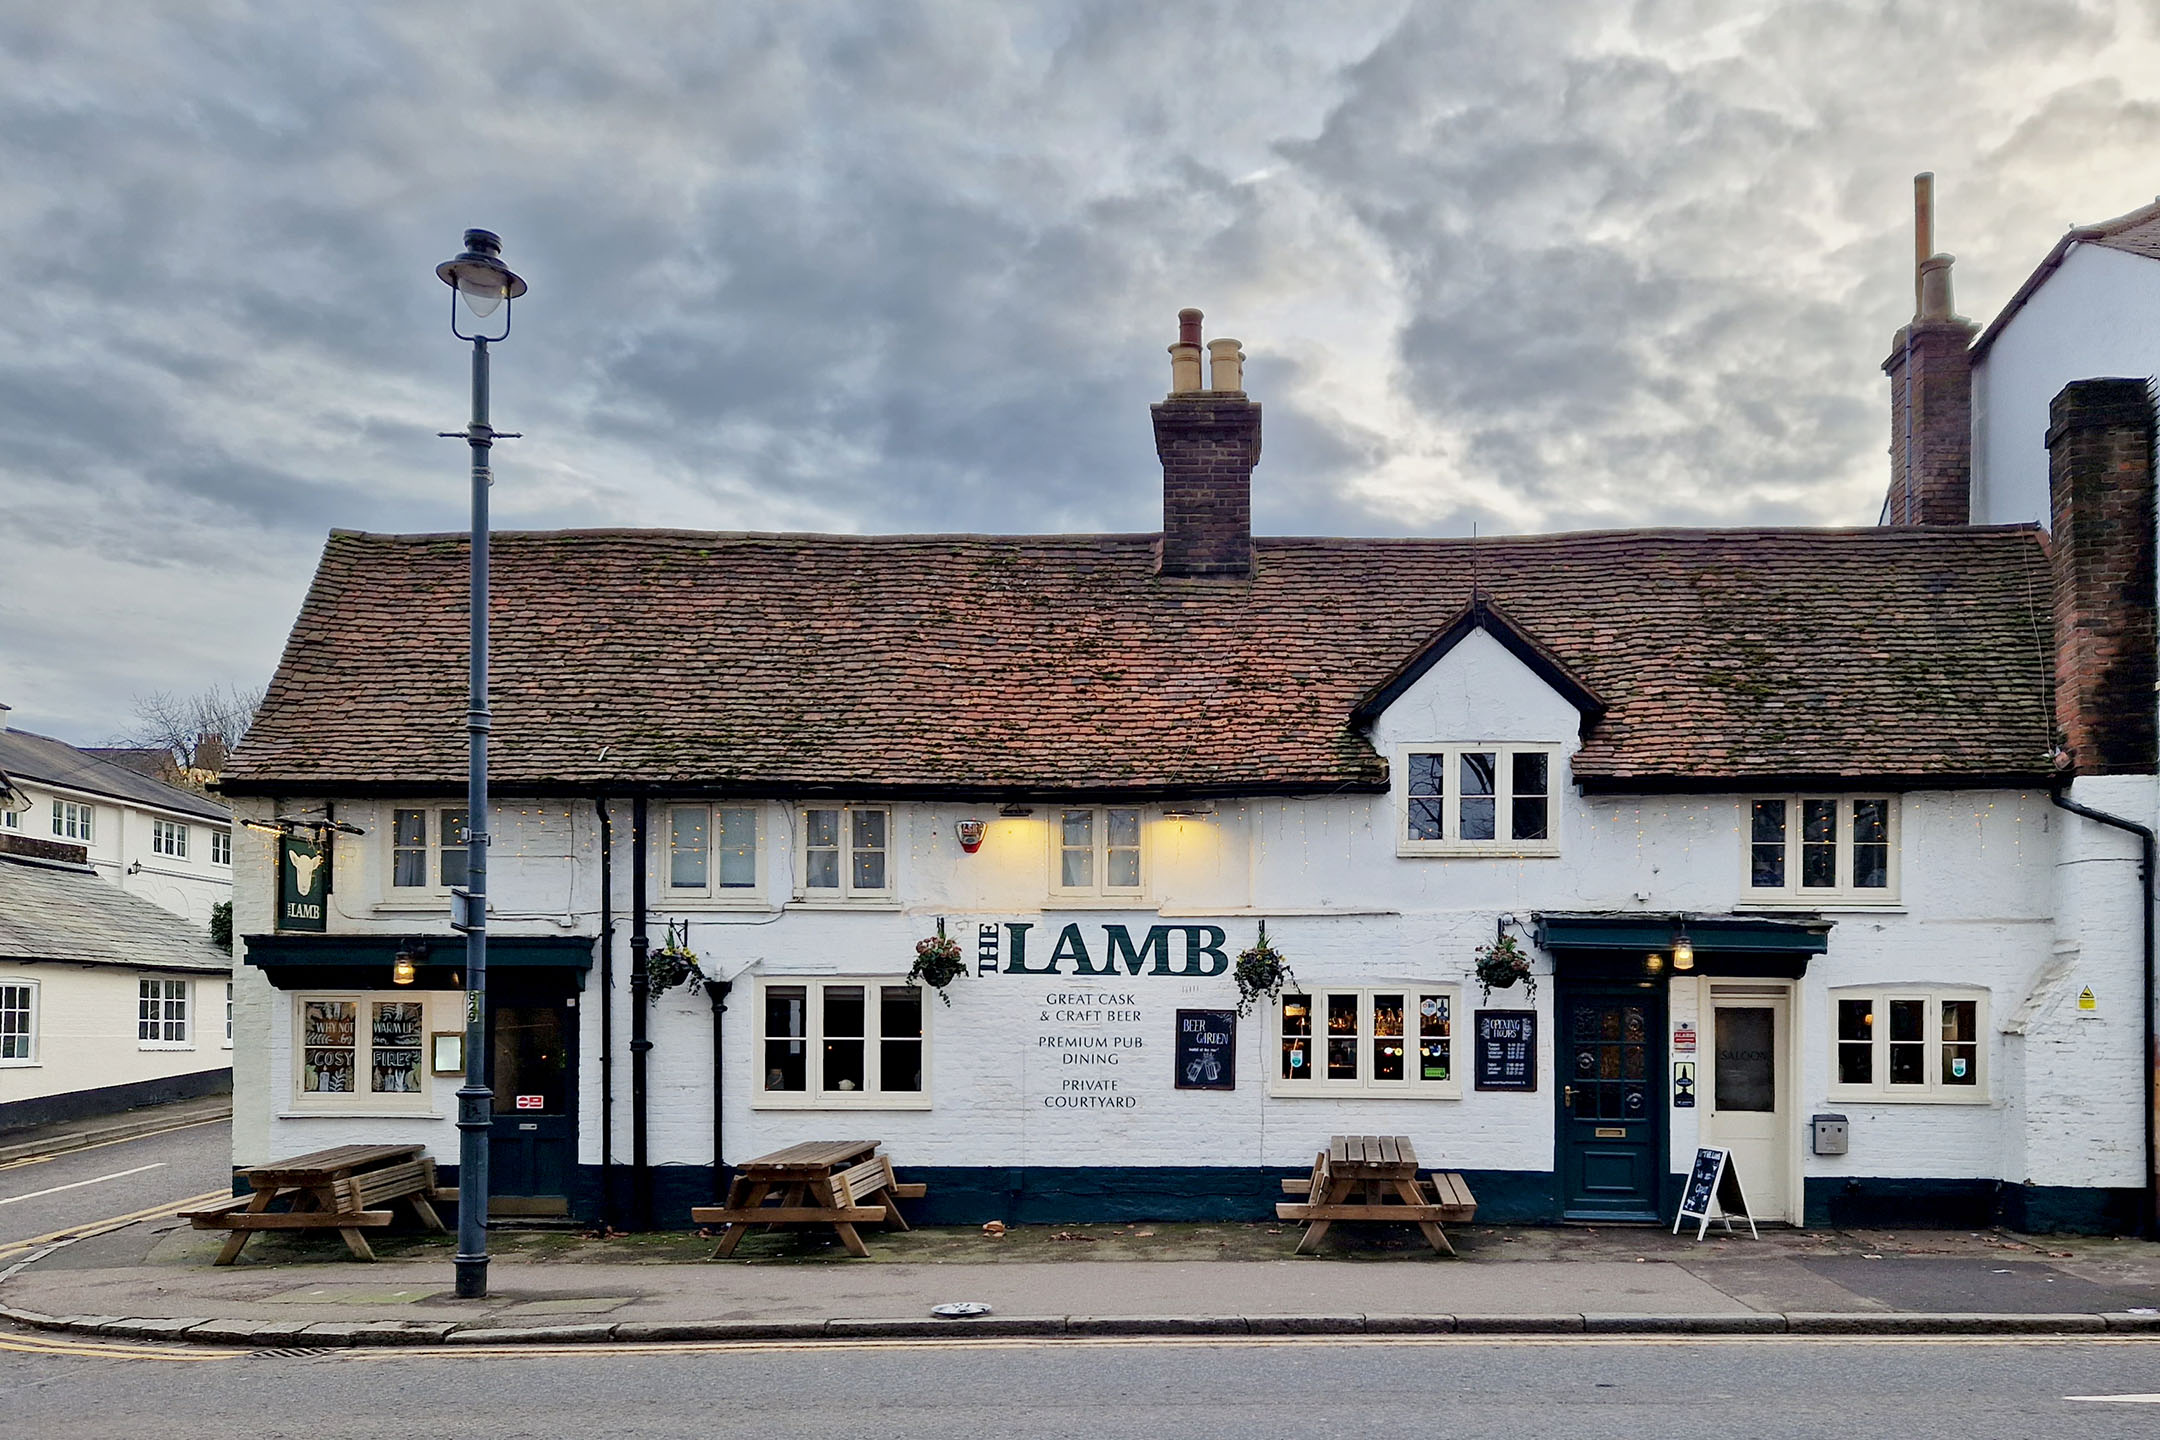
[1882,174,1978,525]
[1154,308,1260,579]
[2050,377,2158,774]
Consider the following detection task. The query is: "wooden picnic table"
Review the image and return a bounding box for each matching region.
[184,1143,446,1265]
[1275,1134,1477,1257]
[689,1140,927,1258]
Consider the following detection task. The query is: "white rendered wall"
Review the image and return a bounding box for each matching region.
[4,774,232,925]
[0,962,227,1107]
[1971,244,2160,529]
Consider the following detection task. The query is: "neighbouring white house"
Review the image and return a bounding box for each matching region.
[217,309,2155,1237]
[0,835,234,1128]
[0,709,235,926]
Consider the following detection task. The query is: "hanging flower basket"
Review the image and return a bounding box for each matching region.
[1474,933,1535,1004]
[646,920,706,995]
[911,919,966,1006]
[1233,921,1298,1016]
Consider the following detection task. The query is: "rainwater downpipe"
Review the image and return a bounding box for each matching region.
[703,977,733,1204]
[2050,788,2158,1238]
[594,796,615,1231]
[630,796,653,1230]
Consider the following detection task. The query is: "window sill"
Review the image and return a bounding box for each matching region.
[787,899,903,912]
[0,1059,40,1069]
[373,899,452,913]
[1741,896,1901,912]
[1823,1090,1991,1107]
[1397,844,1561,860]
[752,1096,933,1111]
[138,1041,196,1052]
[1045,896,1156,910]
[658,894,778,912]
[279,1107,444,1120]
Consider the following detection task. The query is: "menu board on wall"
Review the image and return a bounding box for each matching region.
[1474,1009,1537,1091]
[1173,1009,1236,1090]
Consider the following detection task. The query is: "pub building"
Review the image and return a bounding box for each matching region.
[220,314,2157,1235]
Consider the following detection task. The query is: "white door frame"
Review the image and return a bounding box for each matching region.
[1700,979,1802,1226]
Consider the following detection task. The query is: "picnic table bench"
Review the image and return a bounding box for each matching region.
[183,1143,446,1265]
[689,1141,926,1258]
[1276,1134,1476,1256]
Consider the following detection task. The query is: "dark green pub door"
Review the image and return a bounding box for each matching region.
[1556,981,1666,1221]
[487,975,577,1211]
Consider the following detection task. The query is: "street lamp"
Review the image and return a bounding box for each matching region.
[436,227,526,1300]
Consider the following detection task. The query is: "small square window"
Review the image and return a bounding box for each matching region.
[756,978,929,1108]
[388,806,471,893]
[797,807,891,901]
[0,982,36,1063]
[1051,807,1147,897]
[138,978,189,1046]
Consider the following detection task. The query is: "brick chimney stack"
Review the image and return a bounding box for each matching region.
[2050,378,2158,775]
[1882,174,1978,525]
[1154,308,1260,580]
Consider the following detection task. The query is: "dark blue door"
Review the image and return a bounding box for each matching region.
[487,982,577,1204]
[1556,982,1666,1221]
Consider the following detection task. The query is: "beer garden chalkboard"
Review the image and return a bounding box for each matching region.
[1174,1008,1236,1090]
[1474,1010,1537,1091]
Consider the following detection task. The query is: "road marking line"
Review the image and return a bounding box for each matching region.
[0,1114,227,1171]
[0,1186,230,1260]
[2066,1393,2160,1403]
[0,1162,165,1205]
[0,1333,234,1363]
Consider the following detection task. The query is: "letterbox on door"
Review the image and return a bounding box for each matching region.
[1812,1113,1849,1156]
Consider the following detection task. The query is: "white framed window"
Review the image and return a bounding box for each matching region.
[152,818,189,858]
[796,806,891,901]
[1395,744,1560,856]
[138,978,190,1048]
[389,807,468,891]
[0,981,36,1064]
[210,829,231,866]
[1051,806,1146,898]
[666,803,761,900]
[1828,987,1988,1102]
[1746,797,1898,903]
[756,977,928,1109]
[291,994,432,1111]
[224,981,235,1049]
[2,805,19,831]
[53,800,93,842]
[1270,986,1462,1098]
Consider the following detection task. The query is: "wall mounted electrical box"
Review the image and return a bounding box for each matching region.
[1812,1113,1849,1156]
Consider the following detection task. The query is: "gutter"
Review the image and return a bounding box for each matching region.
[2049,788,2158,1239]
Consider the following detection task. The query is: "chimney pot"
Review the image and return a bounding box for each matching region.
[1918,253,1957,322]
[1206,338,1245,393]
[1168,308,1205,394]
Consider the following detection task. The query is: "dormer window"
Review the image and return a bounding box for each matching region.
[1396,745,1561,857]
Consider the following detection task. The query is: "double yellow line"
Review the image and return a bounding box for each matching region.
[0,1328,236,1363]
[0,1187,232,1263]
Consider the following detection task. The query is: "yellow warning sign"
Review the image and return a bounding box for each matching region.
[2078,986,2097,1011]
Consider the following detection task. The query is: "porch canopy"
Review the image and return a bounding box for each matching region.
[1532,911,1830,980]
[242,933,594,990]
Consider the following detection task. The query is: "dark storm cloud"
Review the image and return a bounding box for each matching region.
[0,0,2154,737]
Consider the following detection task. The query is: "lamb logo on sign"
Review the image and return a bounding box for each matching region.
[981,923,1231,977]
[277,836,328,933]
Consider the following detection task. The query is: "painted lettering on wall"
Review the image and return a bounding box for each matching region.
[1000,923,1229,978]
[1031,986,1145,1112]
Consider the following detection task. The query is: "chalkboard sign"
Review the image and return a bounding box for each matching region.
[1673,1146,1759,1240]
[1474,1010,1537,1091]
[1174,1009,1236,1090]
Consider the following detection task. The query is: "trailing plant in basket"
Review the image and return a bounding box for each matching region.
[646,921,706,995]
[1474,932,1535,1004]
[911,919,966,1005]
[1233,921,1297,1016]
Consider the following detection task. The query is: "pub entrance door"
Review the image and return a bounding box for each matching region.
[1701,983,1793,1224]
[486,973,578,1216]
[1555,980,1667,1221]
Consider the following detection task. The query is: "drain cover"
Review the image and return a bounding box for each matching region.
[930,1302,993,1319]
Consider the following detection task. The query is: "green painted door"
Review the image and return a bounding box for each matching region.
[1556,982,1666,1221]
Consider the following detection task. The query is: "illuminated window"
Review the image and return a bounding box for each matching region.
[1271,987,1460,1098]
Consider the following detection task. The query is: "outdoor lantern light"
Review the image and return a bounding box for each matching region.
[1673,929,1695,972]
[436,229,527,320]
[392,949,419,986]
[1645,952,1665,975]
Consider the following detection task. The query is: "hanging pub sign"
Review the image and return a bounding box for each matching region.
[278,835,329,933]
[1474,1010,1537,1091]
[1174,1008,1236,1090]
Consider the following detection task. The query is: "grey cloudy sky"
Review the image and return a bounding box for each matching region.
[3,1,2157,743]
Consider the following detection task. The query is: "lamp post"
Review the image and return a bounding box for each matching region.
[435,228,526,1300]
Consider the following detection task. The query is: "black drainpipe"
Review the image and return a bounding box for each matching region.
[2051,788,2158,1239]
[630,796,653,1231]
[702,978,733,1203]
[594,797,615,1232]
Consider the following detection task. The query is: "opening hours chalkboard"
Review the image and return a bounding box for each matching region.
[1673,1146,1759,1240]
[1174,1009,1236,1090]
[1474,1010,1537,1091]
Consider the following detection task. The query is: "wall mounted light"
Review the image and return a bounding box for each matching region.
[392,948,420,986]
[997,803,1034,818]
[954,820,987,854]
[1672,929,1695,972]
[1161,802,1217,819]
[1645,952,1666,975]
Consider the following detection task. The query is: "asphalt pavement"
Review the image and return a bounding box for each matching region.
[0,1116,231,1250]
[3,1332,2158,1439]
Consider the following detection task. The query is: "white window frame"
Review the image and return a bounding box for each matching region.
[1268,985,1463,1099]
[210,828,231,866]
[152,818,189,859]
[2,805,19,831]
[0,979,37,1065]
[1394,743,1561,857]
[663,802,765,905]
[753,976,930,1110]
[53,800,93,843]
[287,992,437,1115]
[386,805,470,896]
[1826,986,1989,1103]
[1744,796,1900,905]
[138,977,191,1049]
[793,806,893,903]
[1049,805,1149,900]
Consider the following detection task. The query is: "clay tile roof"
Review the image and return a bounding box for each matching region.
[222,524,2055,797]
